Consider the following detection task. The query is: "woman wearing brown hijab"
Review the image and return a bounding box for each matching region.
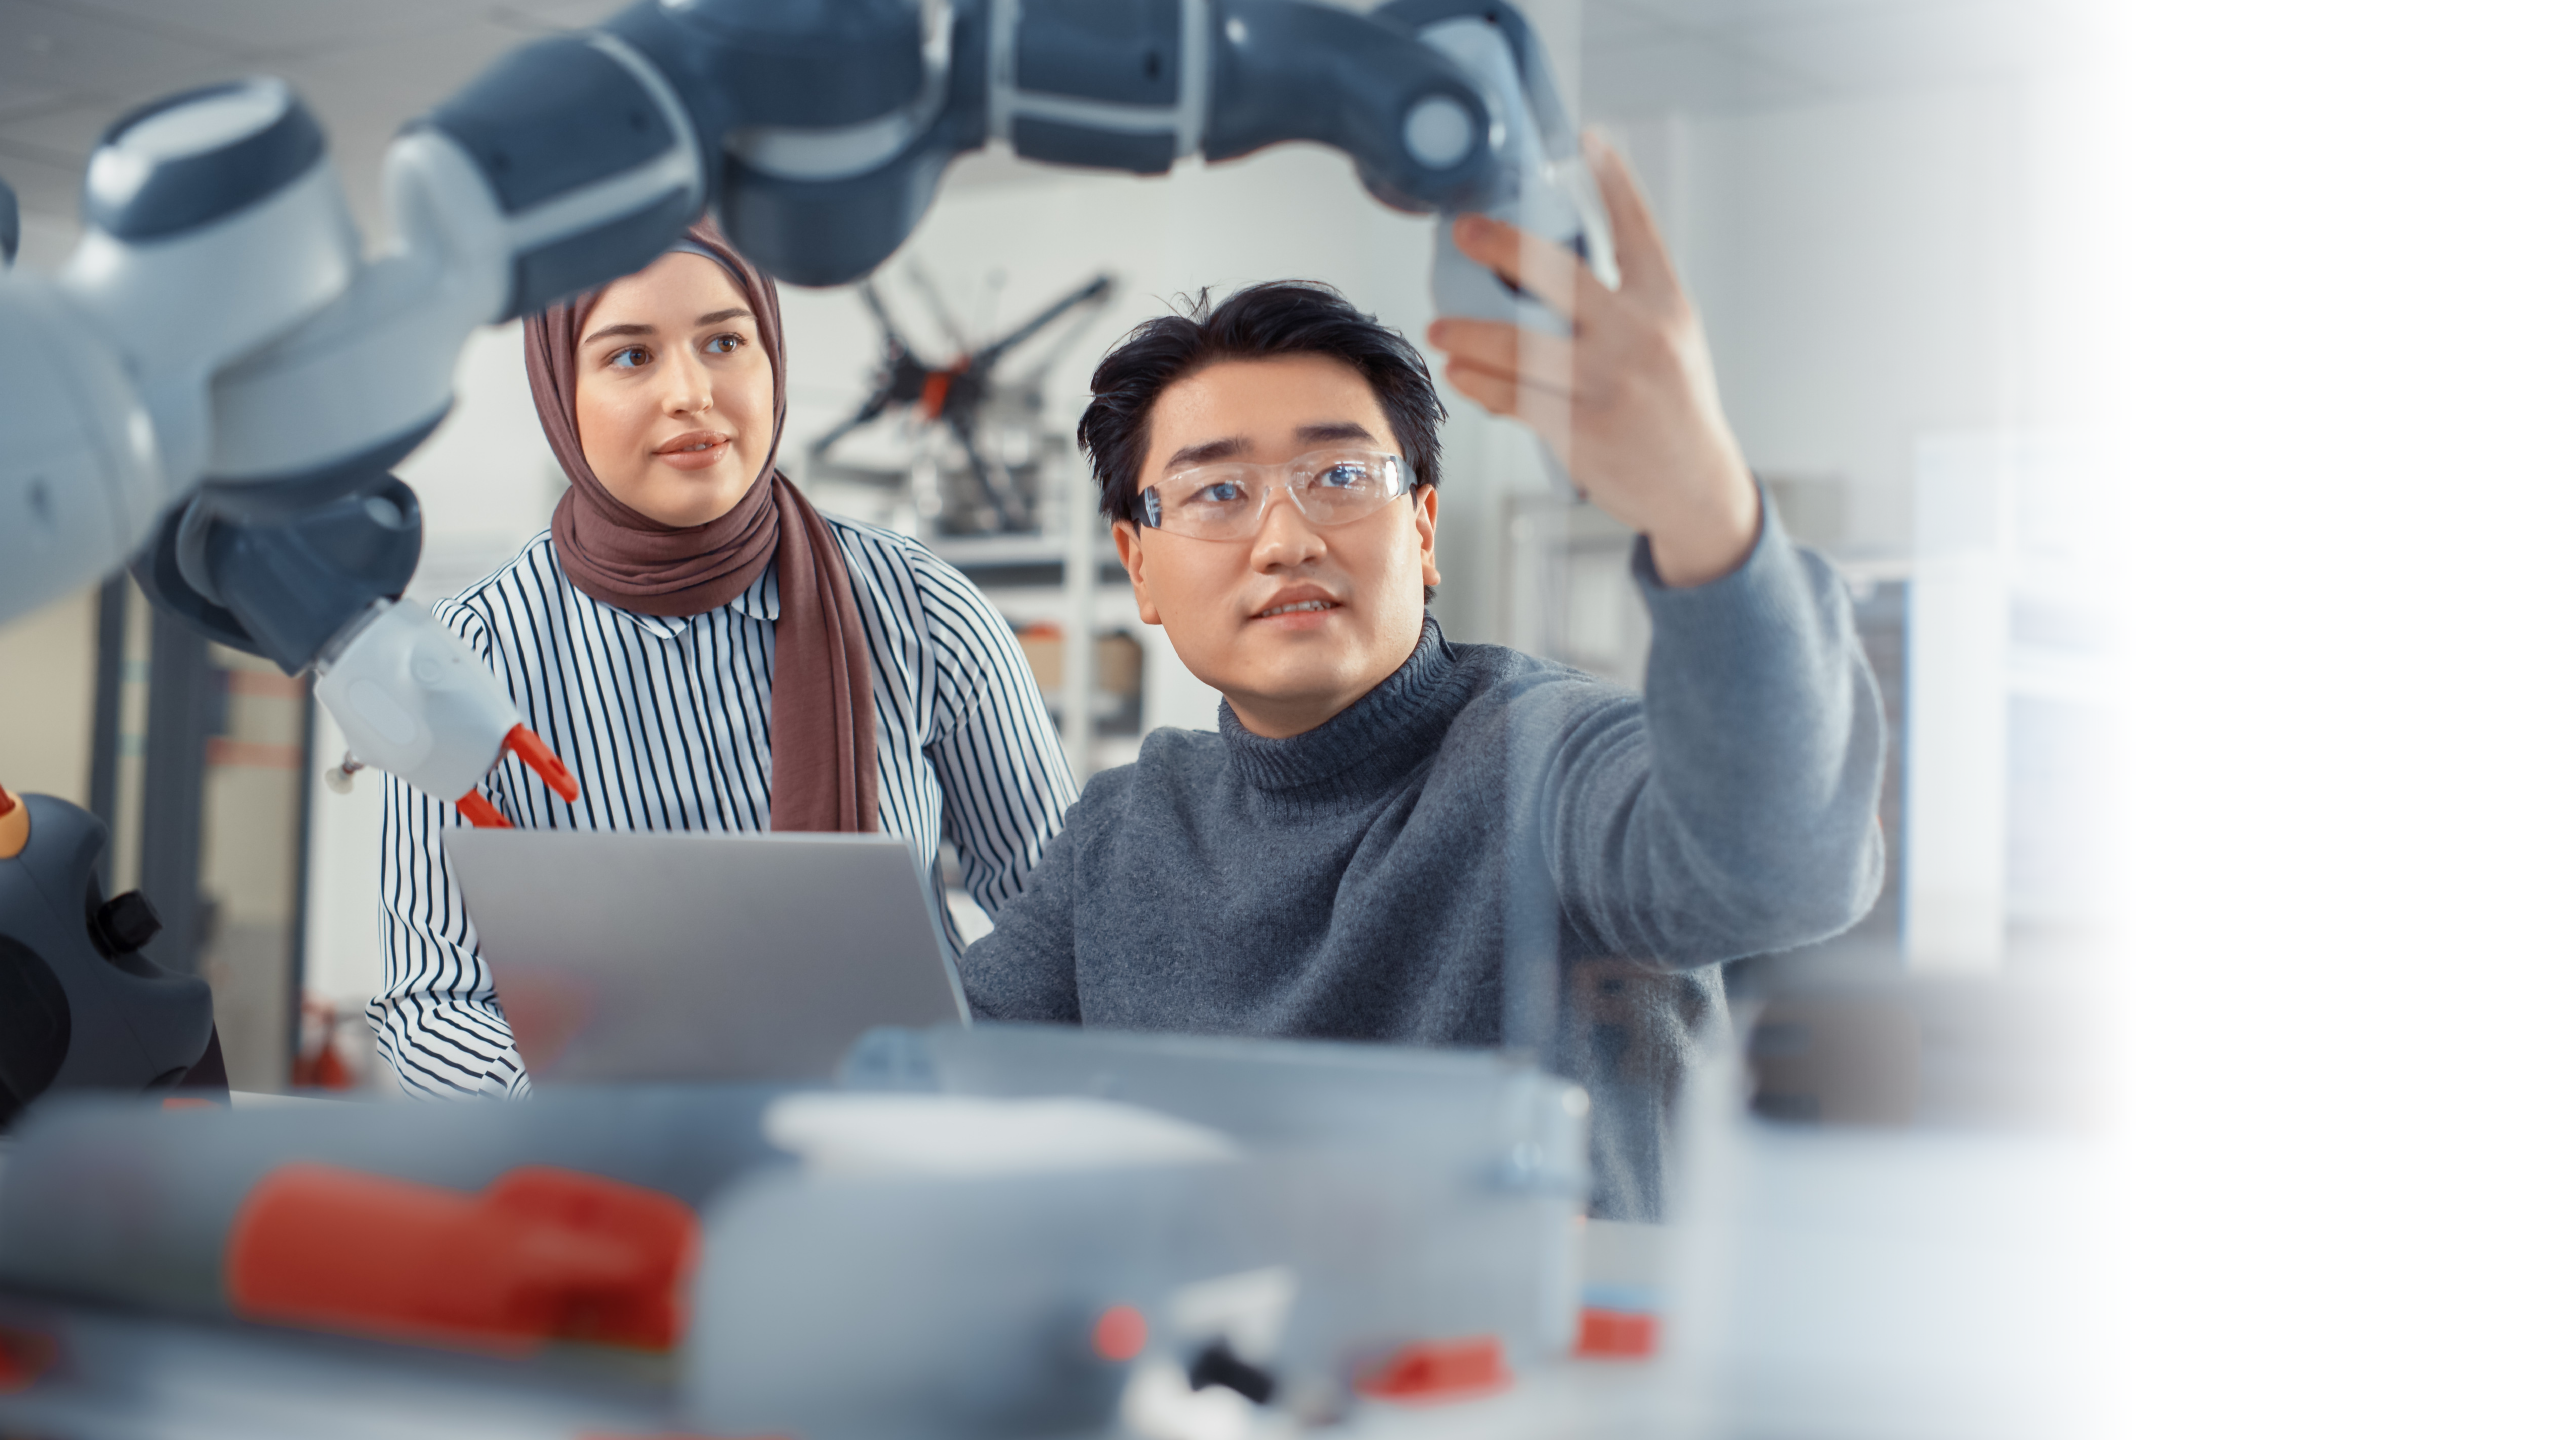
[372,225,1075,1097]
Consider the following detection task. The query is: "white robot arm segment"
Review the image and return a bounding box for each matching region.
[0,279,163,624]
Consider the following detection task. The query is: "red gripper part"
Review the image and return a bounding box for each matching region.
[505,723,580,804]
[455,792,511,828]
[1355,1335,1512,1403]
[226,1163,699,1355]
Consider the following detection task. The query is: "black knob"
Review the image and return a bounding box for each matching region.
[97,891,163,955]
[1187,1339,1277,1405]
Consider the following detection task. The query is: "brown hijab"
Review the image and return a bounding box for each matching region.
[524,221,878,832]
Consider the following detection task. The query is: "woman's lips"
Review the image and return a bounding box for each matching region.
[655,434,732,472]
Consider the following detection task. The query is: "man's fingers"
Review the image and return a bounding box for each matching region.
[1444,360,1574,449]
[1426,316,1580,394]
[1442,359,1520,417]
[1451,213,1599,322]
[1584,134,1677,305]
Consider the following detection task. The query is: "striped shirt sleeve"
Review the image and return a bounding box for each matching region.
[903,539,1079,917]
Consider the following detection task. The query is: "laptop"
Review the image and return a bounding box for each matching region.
[443,829,970,1083]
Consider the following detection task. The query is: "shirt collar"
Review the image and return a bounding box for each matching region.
[609,560,779,639]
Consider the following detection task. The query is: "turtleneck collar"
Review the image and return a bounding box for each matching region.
[1217,617,1466,794]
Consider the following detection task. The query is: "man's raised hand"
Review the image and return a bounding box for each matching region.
[1426,135,1761,587]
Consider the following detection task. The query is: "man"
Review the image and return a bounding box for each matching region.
[962,140,1885,1219]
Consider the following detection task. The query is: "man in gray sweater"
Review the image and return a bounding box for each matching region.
[961,140,1885,1219]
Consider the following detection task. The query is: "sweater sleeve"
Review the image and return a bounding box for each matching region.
[364,603,530,1099]
[953,784,1096,1023]
[1536,510,1887,966]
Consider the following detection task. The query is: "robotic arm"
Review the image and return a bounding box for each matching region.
[0,0,1597,822]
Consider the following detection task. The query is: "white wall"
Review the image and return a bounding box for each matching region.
[0,590,96,804]
[1599,74,2108,559]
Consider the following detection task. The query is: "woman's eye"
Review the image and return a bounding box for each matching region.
[706,333,745,355]
[606,346,650,370]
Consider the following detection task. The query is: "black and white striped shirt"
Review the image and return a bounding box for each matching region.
[370,518,1076,1098]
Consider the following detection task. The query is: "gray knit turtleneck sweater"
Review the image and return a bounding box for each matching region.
[960,518,1886,1219]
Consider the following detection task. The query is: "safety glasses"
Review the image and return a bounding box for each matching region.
[1138,448,1414,541]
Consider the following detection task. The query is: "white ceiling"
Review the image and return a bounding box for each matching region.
[0,0,2098,265]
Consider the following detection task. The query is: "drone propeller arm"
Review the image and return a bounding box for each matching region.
[972,273,1116,373]
[944,412,1030,533]
[806,382,904,467]
[856,280,921,358]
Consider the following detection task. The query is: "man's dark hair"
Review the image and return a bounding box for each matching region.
[1077,281,1447,527]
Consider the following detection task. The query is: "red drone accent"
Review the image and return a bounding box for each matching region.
[918,366,957,419]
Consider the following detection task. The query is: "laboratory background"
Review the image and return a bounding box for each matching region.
[0,0,2552,1435]
[0,0,2118,1100]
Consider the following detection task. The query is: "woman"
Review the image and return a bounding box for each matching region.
[371,224,1075,1098]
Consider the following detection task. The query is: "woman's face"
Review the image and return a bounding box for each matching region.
[573,251,775,528]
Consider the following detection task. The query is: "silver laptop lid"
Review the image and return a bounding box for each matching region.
[444,828,969,1083]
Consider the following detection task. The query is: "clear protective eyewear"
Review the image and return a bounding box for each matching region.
[1139,448,1415,542]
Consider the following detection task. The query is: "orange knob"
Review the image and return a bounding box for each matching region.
[0,784,26,861]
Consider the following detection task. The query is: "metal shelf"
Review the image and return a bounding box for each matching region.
[921,533,1125,591]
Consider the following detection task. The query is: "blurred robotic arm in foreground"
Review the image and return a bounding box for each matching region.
[0,0,1602,817]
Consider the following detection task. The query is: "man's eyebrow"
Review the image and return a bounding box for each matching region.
[1298,421,1376,445]
[1163,436,1249,470]
[1161,422,1379,472]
